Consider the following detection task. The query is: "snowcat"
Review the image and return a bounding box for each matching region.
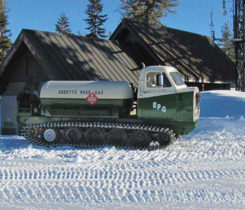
[18,66,200,148]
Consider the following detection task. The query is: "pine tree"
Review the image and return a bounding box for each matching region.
[84,0,108,39]
[121,0,144,22]
[0,2,11,63]
[121,0,179,24]
[55,12,72,35]
[220,22,235,62]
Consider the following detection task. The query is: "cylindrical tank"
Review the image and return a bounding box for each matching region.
[40,81,134,118]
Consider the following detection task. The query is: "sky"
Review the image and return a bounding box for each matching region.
[7,0,234,42]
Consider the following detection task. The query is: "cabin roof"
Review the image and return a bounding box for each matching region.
[111,19,236,83]
[0,29,141,85]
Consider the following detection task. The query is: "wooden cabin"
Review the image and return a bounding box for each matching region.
[111,19,236,91]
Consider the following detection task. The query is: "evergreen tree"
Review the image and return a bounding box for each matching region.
[121,0,144,22]
[0,2,11,63]
[84,0,108,38]
[121,0,179,24]
[220,22,235,62]
[55,12,72,35]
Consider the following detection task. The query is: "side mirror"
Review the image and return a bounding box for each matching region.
[157,74,164,86]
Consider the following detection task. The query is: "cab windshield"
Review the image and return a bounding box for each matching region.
[170,72,185,86]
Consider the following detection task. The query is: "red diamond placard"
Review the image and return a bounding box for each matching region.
[86,92,98,105]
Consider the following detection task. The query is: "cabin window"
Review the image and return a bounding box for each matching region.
[146,72,171,88]
[170,72,185,86]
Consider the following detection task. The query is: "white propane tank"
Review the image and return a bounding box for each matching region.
[40,81,134,100]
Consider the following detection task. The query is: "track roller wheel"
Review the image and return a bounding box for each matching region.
[27,127,39,139]
[42,128,59,144]
[107,128,128,146]
[131,130,151,147]
[65,128,83,143]
[157,130,173,146]
[85,128,105,145]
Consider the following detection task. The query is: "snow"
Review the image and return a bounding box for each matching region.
[0,90,245,209]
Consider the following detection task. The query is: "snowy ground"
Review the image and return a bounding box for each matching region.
[0,90,245,209]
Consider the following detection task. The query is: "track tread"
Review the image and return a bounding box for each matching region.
[22,120,176,149]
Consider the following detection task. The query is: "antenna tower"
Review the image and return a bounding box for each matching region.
[222,0,227,15]
[234,0,245,91]
[210,10,215,40]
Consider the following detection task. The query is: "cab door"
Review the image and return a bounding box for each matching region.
[137,71,178,121]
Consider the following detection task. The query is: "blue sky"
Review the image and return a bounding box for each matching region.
[7,0,233,42]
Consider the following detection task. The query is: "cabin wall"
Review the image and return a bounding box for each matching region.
[6,50,47,91]
[24,50,49,91]
[0,53,25,95]
[1,48,48,135]
[1,96,18,134]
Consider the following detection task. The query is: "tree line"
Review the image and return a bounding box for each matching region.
[0,0,235,64]
[0,0,11,64]
[55,0,179,38]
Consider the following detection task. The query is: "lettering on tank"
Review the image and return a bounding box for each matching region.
[57,90,104,95]
[58,90,77,95]
[80,90,104,95]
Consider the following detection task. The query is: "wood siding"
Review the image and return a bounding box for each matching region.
[0,44,49,95]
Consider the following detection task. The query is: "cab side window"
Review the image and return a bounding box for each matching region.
[146,72,171,88]
[146,72,157,88]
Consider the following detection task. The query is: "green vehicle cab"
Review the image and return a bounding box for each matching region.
[137,66,200,135]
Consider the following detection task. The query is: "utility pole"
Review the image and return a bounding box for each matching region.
[234,0,245,91]
[211,10,215,41]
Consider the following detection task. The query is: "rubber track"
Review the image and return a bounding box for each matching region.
[21,121,176,149]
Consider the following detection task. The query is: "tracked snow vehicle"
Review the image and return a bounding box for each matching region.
[18,66,200,148]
